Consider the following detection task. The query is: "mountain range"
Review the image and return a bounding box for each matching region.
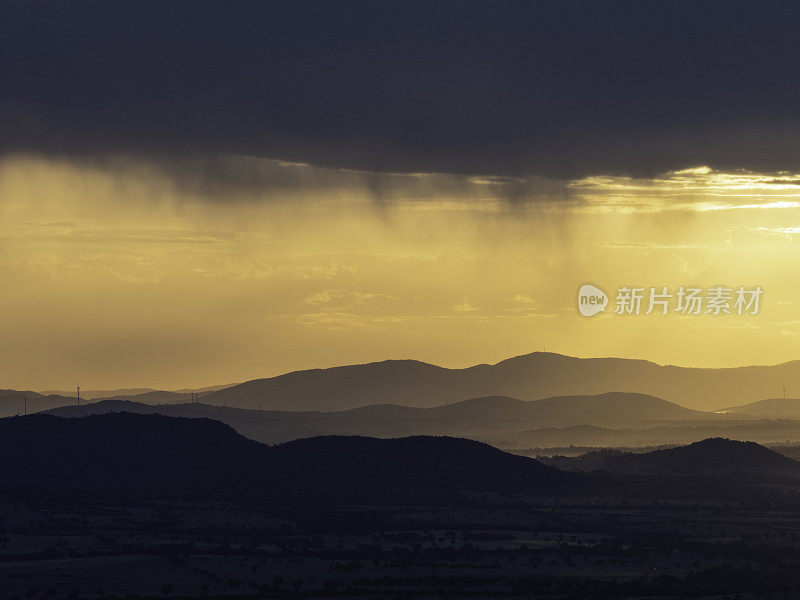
[37,383,233,400]
[0,386,226,419]
[46,392,713,445]
[21,352,800,416]
[0,389,79,418]
[198,352,800,412]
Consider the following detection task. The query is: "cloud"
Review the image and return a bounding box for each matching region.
[4,1,800,182]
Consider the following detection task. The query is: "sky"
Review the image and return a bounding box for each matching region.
[3,1,800,389]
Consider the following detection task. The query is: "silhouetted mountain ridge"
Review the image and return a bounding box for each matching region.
[45,392,711,445]
[37,383,235,401]
[0,413,263,500]
[202,352,800,411]
[96,391,191,404]
[0,389,78,418]
[0,412,580,502]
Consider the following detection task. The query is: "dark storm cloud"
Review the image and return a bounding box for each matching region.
[3,0,800,180]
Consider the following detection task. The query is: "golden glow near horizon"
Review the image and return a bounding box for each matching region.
[2,153,800,390]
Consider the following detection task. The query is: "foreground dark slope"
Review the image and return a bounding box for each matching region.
[271,435,571,494]
[46,392,710,445]
[0,413,264,500]
[0,413,581,502]
[202,352,800,411]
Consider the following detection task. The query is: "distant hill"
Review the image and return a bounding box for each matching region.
[38,387,156,400]
[96,390,192,404]
[0,389,78,419]
[479,392,705,425]
[719,397,800,418]
[47,399,167,416]
[201,352,800,411]
[46,392,711,445]
[518,420,800,449]
[24,353,800,413]
[37,384,234,402]
[547,438,800,477]
[406,392,707,426]
[172,384,237,395]
[0,413,580,502]
[0,389,199,418]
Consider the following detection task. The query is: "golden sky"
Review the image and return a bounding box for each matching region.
[1,154,799,390]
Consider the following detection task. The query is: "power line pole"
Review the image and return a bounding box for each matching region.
[77,385,80,407]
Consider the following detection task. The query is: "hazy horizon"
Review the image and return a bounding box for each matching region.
[18,349,800,395]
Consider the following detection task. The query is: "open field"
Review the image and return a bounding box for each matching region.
[3,494,800,599]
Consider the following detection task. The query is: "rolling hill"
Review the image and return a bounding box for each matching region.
[0,389,202,418]
[627,438,800,471]
[517,420,800,449]
[547,438,800,477]
[37,384,235,402]
[94,390,193,404]
[719,397,800,418]
[0,413,580,502]
[46,392,712,445]
[201,352,800,412]
[0,389,79,418]
[21,353,800,415]
[37,387,156,400]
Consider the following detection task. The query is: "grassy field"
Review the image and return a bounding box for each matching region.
[3,494,800,599]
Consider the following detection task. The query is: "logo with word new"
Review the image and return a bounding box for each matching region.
[577,284,763,317]
[577,284,608,317]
